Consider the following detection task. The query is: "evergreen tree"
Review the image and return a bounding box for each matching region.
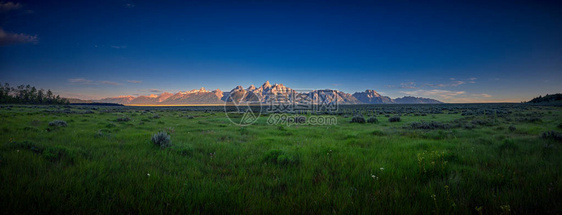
[0,83,69,105]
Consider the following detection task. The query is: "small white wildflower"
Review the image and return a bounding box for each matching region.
[147,173,150,177]
[371,174,378,180]
[380,167,384,171]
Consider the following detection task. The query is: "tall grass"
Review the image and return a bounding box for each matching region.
[0,105,561,214]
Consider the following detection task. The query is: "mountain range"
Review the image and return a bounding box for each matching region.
[91,81,442,105]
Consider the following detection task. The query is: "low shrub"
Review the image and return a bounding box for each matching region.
[49,120,67,127]
[350,115,366,123]
[152,131,171,148]
[410,121,449,129]
[367,117,378,124]
[116,117,131,122]
[388,116,401,122]
[471,119,494,126]
[508,125,516,132]
[528,117,543,123]
[541,131,562,142]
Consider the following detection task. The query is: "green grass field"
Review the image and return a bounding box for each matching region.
[1,104,561,214]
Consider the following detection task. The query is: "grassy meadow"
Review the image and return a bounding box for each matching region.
[1,104,561,214]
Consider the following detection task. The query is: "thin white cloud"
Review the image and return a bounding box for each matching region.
[400,82,417,89]
[425,81,465,88]
[385,85,396,88]
[127,80,142,84]
[400,90,499,103]
[474,93,492,98]
[138,88,164,93]
[400,89,465,100]
[100,81,121,86]
[69,78,122,86]
[0,28,38,46]
[68,78,93,84]
[450,81,465,87]
[0,1,22,12]
[110,45,127,49]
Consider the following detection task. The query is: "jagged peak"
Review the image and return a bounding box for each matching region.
[365,89,381,95]
[262,81,271,89]
[233,85,244,91]
[180,87,210,94]
[98,83,441,104]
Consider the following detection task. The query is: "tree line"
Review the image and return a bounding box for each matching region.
[528,93,562,103]
[0,83,69,105]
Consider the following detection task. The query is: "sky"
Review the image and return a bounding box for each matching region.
[0,0,561,102]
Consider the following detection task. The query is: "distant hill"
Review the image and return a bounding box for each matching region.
[67,98,93,103]
[96,81,443,105]
[394,96,443,104]
[352,90,393,104]
[98,96,135,104]
[527,93,562,103]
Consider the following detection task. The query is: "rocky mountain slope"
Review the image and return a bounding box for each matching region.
[352,90,393,104]
[96,81,443,105]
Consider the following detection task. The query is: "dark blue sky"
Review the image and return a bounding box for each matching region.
[1,0,561,102]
